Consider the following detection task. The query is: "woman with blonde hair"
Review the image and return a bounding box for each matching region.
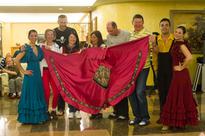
[41,29,62,120]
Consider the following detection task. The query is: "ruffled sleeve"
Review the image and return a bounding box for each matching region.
[20,44,31,63]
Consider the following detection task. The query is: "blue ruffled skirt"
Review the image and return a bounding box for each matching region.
[18,74,48,124]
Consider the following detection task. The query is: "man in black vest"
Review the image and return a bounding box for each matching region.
[54,14,78,116]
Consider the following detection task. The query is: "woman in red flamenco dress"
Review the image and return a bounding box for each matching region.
[160,26,198,131]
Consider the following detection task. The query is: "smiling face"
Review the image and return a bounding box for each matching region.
[106,25,114,35]
[132,18,144,32]
[106,22,117,36]
[45,30,55,43]
[160,21,170,35]
[28,31,38,44]
[174,28,184,41]
[58,17,68,29]
[68,33,77,47]
[91,34,98,47]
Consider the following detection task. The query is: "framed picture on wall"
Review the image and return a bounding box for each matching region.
[37,34,45,44]
[170,10,205,54]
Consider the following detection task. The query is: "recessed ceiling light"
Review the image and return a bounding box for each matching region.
[58,8,63,11]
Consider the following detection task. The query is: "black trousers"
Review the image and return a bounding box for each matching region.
[157,53,172,113]
[58,95,65,111]
[113,97,129,117]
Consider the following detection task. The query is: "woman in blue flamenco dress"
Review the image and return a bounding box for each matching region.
[15,29,48,124]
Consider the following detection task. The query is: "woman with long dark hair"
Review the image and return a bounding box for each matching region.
[89,30,105,119]
[161,26,198,130]
[15,29,48,124]
[64,31,81,119]
[90,30,105,48]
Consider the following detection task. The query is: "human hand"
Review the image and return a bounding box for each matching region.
[20,45,25,51]
[1,69,6,73]
[149,35,156,46]
[24,70,33,75]
[45,45,51,50]
[101,46,107,49]
[173,62,184,71]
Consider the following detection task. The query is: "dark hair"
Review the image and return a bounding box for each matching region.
[111,21,117,29]
[160,18,171,26]
[91,30,104,47]
[58,14,67,19]
[68,31,80,49]
[152,32,160,36]
[28,29,37,38]
[177,26,186,34]
[132,14,144,22]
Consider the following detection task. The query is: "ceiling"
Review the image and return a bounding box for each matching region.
[0,0,204,13]
[0,6,93,13]
[94,0,205,7]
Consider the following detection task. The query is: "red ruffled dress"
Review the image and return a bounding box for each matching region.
[160,41,198,127]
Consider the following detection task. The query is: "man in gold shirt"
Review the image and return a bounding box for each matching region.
[153,18,174,123]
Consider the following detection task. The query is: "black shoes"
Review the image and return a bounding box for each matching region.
[49,111,58,120]
[90,113,103,119]
[108,113,118,119]
[8,92,20,99]
[156,119,161,124]
[108,113,128,121]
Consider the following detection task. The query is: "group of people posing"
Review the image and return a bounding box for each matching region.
[12,14,198,131]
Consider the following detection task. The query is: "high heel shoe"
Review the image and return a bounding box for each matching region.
[161,125,169,131]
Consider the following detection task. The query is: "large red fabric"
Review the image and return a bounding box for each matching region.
[43,36,149,114]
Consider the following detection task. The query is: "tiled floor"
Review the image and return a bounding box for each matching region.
[0,91,205,136]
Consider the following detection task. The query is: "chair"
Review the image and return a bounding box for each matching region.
[0,72,9,96]
[192,57,204,92]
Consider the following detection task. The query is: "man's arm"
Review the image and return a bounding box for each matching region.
[2,68,17,75]
[106,35,111,46]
